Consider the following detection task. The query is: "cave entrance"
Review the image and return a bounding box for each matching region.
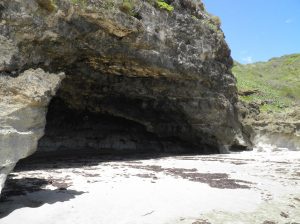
[35,98,201,158]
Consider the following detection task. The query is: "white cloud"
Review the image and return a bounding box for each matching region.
[242,56,253,64]
[285,19,293,24]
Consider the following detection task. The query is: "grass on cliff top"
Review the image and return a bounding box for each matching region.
[232,54,300,113]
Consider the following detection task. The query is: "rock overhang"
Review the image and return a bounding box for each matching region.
[0,0,250,194]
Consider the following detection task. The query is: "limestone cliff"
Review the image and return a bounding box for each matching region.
[0,0,247,167]
[0,69,64,194]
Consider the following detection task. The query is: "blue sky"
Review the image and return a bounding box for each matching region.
[202,0,300,63]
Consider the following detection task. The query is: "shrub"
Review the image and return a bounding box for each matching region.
[156,0,174,12]
[71,0,86,7]
[36,0,56,12]
[120,0,135,14]
[211,15,221,28]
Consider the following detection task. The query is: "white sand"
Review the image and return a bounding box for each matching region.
[0,150,299,224]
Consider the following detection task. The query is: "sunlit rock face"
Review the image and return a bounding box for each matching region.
[251,112,300,152]
[0,69,64,193]
[0,0,248,159]
[239,103,300,152]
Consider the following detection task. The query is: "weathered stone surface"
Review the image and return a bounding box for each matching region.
[252,109,300,151]
[0,36,17,70]
[0,69,64,194]
[238,101,300,151]
[0,0,248,155]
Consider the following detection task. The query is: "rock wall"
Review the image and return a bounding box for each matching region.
[0,69,64,193]
[251,110,300,152]
[238,102,300,152]
[1,1,248,159]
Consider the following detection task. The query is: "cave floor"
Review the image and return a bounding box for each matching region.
[0,151,300,224]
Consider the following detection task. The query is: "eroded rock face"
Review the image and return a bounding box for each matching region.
[0,69,64,193]
[237,100,300,151]
[253,114,300,152]
[0,0,247,156]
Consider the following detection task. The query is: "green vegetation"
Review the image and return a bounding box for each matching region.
[103,0,117,10]
[156,0,174,12]
[36,0,57,12]
[71,0,86,7]
[201,19,219,33]
[211,15,221,28]
[233,54,300,112]
[120,0,134,14]
[197,13,222,33]
[119,0,140,16]
[191,15,197,20]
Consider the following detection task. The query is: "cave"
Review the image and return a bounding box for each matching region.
[36,95,219,158]
[30,54,224,158]
[0,0,247,173]
[0,0,253,210]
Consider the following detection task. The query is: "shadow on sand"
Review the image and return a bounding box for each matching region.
[15,151,206,172]
[0,176,84,219]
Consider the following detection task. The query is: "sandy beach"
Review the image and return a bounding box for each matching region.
[0,150,299,224]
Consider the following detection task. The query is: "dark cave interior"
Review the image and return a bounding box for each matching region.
[35,97,214,158]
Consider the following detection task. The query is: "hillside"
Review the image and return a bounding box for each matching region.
[233,54,300,112]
